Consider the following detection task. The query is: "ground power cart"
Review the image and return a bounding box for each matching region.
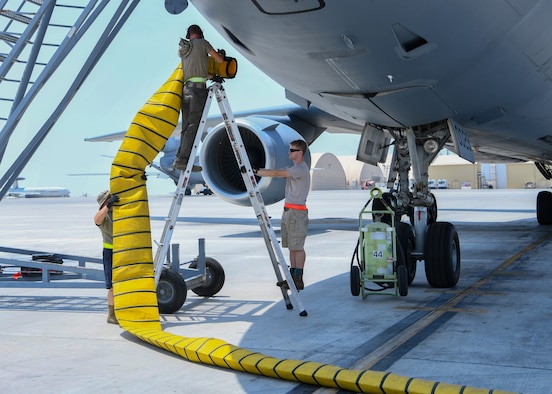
[350,188,408,299]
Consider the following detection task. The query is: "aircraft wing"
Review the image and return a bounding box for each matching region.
[84,105,357,143]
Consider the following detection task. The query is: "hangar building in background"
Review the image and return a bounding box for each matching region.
[308,152,550,190]
[310,153,384,190]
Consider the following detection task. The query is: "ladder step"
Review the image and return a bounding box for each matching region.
[0,33,20,44]
[0,10,33,24]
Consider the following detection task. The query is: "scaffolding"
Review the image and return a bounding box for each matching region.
[0,0,140,200]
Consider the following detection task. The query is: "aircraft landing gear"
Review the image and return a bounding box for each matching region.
[382,124,461,289]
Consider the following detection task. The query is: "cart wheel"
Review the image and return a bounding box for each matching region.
[190,257,225,297]
[350,265,361,296]
[157,269,187,314]
[395,242,408,296]
[397,264,408,297]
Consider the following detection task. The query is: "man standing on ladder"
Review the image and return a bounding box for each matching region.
[173,24,224,172]
[254,140,311,290]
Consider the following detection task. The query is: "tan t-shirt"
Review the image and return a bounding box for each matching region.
[181,38,214,80]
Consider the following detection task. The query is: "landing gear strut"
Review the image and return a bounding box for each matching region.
[380,123,461,288]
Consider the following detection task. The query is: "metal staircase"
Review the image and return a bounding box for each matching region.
[0,0,141,200]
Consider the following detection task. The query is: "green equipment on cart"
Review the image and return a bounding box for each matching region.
[350,188,409,299]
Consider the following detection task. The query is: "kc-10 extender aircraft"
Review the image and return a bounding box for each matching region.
[93,1,552,291]
[160,0,552,291]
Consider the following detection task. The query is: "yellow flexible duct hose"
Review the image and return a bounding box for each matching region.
[108,65,516,394]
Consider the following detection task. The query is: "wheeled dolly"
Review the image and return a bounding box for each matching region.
[157,239,225,314]
[350,188,408,299]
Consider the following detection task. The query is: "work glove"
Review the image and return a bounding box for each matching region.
[217,48,226,58]
[107,195,119,208]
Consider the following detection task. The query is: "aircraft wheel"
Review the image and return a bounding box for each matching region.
[350,265,361,296]
[424,222,460,288]
[396,221,417,285]
[537,191,552,225]
[157,269,187,314]
[428,192,438,224]
[190,257,225,296]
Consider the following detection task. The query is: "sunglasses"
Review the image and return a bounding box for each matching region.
[289,148,301,152]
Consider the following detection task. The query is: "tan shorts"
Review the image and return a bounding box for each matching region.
[281,208,309,250]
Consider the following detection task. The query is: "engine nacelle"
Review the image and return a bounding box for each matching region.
[200,116,310,206]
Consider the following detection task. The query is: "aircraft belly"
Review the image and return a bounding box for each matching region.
[370,86,453,126]
[190,0,552,163]
[315,92,403,128]
[249,0,324,14]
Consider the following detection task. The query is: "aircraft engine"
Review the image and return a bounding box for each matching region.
[200,116,310,206]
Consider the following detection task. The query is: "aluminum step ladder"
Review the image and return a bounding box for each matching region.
[0,0,141,201]
[153,82,307,316]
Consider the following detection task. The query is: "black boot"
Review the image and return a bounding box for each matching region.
[292,269,304,291]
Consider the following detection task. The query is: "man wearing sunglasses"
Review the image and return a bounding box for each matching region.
[253,140,310,290]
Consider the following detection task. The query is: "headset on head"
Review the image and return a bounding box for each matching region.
[186,24,204,39]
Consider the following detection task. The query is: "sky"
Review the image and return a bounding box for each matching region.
[1,2,360,197]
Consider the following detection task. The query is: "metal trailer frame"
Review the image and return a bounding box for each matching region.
[0,241,221,295]
[155,239,225,313]
[0,245,105,288]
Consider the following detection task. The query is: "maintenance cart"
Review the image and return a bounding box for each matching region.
[350,188,408,299]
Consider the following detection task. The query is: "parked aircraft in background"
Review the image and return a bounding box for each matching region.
[8,178,70,198]
[155,1,552,291]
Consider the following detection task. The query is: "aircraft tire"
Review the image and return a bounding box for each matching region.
[157,269,187,314]
[536,191,552,225]
[396,221,417,285]
[428,192,438,224]
[350,265,361,296]
[424,222,460,288]
[190,257,225,297]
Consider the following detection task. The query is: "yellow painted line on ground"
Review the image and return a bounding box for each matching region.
[351,230,552,373]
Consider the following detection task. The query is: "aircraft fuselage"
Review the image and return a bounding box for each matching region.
[191,0,552,163]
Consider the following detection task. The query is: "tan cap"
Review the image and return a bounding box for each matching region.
[97,190,110,206]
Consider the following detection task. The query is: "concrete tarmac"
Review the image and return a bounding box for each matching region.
[0,189,551,393]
